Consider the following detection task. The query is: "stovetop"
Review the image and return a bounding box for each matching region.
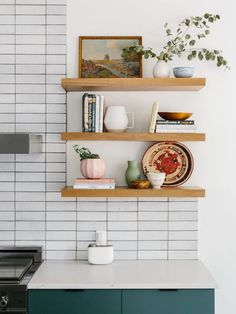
[0,247,42,288]
[0,258,33,284]
[0,247,42,313]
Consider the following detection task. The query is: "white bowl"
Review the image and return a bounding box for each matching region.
[146,172,166,189]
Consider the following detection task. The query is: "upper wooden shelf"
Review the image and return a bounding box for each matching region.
[61,132,205,142]
[61,78,206,92]
[61,186,205,198]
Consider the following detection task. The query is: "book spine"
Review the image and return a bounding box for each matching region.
[156,129,197,133]
[95,95,100,133]
[157,120,194,125]
[91,94,96,132]
[73,184,115,189]
[74,183,115,187]
[99,95,104,133]
[149,102,159,133]
[88,94,93,132]
[74,179,115,184]
[156,125,197,130]
[83,93,89,132]
[82,93,84,131]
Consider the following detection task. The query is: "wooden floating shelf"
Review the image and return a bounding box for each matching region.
[61,186,205,198]
[61,78,206,92]
[61,132,205,142]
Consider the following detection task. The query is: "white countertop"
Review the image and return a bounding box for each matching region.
[28,260,217,289]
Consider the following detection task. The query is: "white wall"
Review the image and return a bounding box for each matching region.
[67,0,236,313]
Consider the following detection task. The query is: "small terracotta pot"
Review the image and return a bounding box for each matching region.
[80,159,105,179]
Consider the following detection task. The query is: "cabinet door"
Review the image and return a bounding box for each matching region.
[28,289,121,314]
[122,289,214,314]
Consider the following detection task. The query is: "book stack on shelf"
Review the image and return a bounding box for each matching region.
[149,102,197,133]
[82,93,105,133]
[73,178,115,189]
[156,119,197,133]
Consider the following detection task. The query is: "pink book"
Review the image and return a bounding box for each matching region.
[74,178,115,184]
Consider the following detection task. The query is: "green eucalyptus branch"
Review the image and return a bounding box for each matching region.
[124,13,229,69]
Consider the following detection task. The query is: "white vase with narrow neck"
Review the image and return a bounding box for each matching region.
[153,60,170,78]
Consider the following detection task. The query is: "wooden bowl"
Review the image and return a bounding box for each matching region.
[158,112,192,121]
[131,180,150,189]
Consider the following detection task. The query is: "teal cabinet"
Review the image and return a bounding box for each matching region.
[122,289,214,314]
[28,289,122,314]
[28,289,214,314]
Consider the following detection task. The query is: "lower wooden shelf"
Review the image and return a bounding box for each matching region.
[61,186,205,198]
[61,132,205,142]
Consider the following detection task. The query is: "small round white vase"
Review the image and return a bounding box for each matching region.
[153,60,170,78]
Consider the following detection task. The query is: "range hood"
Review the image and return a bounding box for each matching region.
[0,133,42,154]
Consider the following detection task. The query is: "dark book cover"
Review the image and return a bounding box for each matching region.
[91,94,96,132]
[82,93,89,132]
[88,94,93,132]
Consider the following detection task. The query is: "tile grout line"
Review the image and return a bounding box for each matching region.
[75,198,78,260]
[136,198,138,260]
[167,197,170,260]
[64,7,71,257]
[106,198,108,249]
[44,0,47,259]
[13,0,16,246]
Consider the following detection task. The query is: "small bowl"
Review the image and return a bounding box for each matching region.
[173,67,194,78]
[131,180,150,189]
[158,112,192,121]
[146,172,166,189]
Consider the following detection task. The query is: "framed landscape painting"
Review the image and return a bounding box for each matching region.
[79,36,142,78]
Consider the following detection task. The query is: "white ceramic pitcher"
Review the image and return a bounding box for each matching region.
[104,106,134,133]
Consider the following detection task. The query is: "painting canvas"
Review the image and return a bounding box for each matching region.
[79,36,142,78]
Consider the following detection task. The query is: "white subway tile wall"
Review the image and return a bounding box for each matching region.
[0,1,198,260]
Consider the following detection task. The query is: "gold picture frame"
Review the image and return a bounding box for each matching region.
[79,36,142,78]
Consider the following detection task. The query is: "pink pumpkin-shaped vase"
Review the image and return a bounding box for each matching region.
[80,159,105,179]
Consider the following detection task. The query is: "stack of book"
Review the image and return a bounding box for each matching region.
[73,178,115,189]
[155,119,197,132]
[82,93,105,133]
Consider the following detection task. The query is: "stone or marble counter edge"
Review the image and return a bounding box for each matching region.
[28,260,217,289]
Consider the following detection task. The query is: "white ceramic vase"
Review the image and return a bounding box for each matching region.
[153,60,170,78]
[104,106,133,133]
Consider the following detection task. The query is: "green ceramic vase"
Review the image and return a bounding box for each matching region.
[125,160,140,187]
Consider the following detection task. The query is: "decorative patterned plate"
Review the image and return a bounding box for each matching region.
[142,142,194,186]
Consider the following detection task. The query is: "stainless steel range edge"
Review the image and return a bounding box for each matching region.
[0,247,42,314]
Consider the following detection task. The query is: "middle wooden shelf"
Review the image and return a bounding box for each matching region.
[61,132,205,142]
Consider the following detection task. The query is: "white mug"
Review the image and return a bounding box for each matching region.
[104,106,134,133]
